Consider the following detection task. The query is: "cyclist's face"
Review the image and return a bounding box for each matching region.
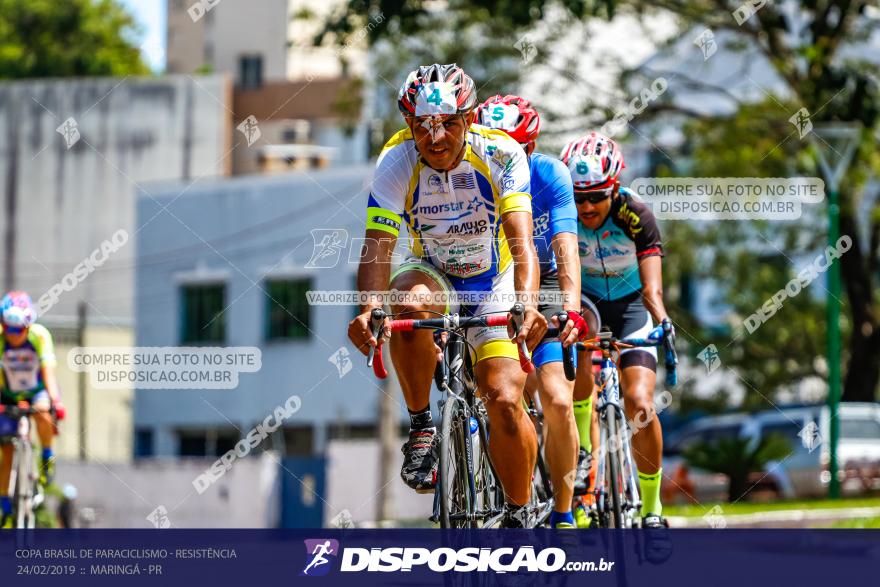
[576,192,613,230]
[2,327,27,346]
[407,114,468,170]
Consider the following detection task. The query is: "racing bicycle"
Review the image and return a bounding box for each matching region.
[576,327,677,528]
[367,303,546,528]
[0,403,46,529]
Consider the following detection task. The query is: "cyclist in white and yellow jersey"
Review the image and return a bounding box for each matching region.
[348,64,547,527]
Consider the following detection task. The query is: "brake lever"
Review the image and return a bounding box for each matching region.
[556,312,576,381]
[367,308,388,379]
[509,302,534,373]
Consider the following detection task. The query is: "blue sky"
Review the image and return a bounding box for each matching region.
[119,0,166,71]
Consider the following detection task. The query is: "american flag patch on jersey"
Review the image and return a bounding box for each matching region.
[451,172,476,190]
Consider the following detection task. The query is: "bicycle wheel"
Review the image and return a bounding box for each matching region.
[439,398,472,528]
[605,410,624,529]
[471,401,503,527]
[14,443,35,529]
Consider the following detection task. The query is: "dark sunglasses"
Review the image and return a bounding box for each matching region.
[2,325,25,335]
[574,188,613,204]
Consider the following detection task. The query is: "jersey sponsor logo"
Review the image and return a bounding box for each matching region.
[451,173,476,190]
[441,259,485,275]
[466,196,485,212]
[371,215,400,230]
[1,347,41,392]
[427,174,445,193]
[417,201,472,222]
[595,246,630,260]
[533,212,550,237]
[616,201,643,235]
[446,219,488,234]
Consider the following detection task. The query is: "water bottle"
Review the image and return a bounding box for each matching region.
[469,416,481,459]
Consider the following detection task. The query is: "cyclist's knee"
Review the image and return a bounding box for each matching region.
[626,388,656,425]
[485,393,522,434]
[540,382,573,422]
[32,402,51,414]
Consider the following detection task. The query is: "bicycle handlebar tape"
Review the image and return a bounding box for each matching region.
[485,315,509,327]
[556,313,576,382]
[372,342,388,379]
[664,343,677,387]
[518,342,535,374]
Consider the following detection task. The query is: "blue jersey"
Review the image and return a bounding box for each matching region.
[529,152,577,275]
[577,187,663,301]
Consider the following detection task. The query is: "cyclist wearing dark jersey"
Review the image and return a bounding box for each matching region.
[476,95,593,529]
[560,132,676,529]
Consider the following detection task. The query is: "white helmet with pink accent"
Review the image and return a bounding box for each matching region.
[559,132,625,192]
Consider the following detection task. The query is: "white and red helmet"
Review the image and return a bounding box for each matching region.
[475,94,541,146]
[560,132,625,192]
[397,63,478,117]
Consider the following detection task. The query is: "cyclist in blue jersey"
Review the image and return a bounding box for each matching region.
[560,132,676,529]
[476,95,595,529]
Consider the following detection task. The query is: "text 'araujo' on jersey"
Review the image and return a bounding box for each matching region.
[529,152,577,275]
[577,187,663,301]
[365,124,532,294]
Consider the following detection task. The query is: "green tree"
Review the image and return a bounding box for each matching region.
[683,434,793,502]
[0,0,148,79]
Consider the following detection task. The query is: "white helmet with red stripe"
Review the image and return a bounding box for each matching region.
[559,132,625,192]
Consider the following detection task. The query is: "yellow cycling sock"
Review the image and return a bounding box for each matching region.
[573,398,592,452]
[639,469,663,517]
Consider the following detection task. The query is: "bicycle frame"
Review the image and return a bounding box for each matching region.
[577,329,676,529]
[367,305,539,528]
[432,328,504,527]
[1,405,42,529]
[593,354,641,528]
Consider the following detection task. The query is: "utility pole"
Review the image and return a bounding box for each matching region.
[809,123,860,499]
[375,369,398,524]
[77,301,87,460]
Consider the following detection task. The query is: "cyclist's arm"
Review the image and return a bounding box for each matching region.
[41,364,61,404]
[357,229,397,313]
[546,158,580,313]
[638,255,668,323]
[502,210,546,349]
[33,324,61,404]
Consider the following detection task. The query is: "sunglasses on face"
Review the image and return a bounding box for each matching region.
[2,325,25,335]
[574,188,613,204]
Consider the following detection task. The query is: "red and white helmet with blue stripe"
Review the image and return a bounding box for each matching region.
[560,132,625,192]
[1,291,36,330]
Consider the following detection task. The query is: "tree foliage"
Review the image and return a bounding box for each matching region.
[683,434,793,502]
[0,0,148,79]
[320,0,880,403]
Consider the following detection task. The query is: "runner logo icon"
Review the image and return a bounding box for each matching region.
[302,539,340,576]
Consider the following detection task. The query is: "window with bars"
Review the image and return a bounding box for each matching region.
[180,283,226,344]
[265,278,312,340]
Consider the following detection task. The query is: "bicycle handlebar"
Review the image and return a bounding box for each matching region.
[0,403,41,418]
[574,330,678,386]
[366,308,519,380]
[367,302,535,379]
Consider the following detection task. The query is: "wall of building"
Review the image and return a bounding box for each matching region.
[167,0,289,84]
[133,166,404,458]
[57,454,280,528]
[166,0,206,74]
[49,319,135,463]
[0,74,232,322]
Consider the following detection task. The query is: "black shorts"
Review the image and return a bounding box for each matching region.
[585,291,657,371]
